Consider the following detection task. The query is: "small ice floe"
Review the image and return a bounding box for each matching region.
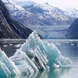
[9,44,12,46]
[66,41,70,44]
[14,44,21,48]
[55,43,61,45]
[3,45,8,47]
[70,43,74,46]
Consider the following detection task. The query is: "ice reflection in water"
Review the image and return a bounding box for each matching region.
[48,67,71,78]
[1,67,70,78]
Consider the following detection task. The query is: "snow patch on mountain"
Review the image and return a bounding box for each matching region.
[62,8,78,18]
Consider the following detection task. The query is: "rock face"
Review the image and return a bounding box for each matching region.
[0,0,32,39]
[0,5,16,38]
[66,18,78,39]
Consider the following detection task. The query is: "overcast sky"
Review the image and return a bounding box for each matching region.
[13,0,78,9]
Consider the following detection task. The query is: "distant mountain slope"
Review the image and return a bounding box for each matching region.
[0,9,16,38]
[3,0,43,26]
[66,18,78,39]
[63,8,78,18]
[0,0,32,39]
[5,0,75,26]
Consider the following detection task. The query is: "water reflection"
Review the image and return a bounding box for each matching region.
[0,67,71,78]
[48,67,71,78]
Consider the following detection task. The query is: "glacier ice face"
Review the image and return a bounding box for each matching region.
[20,31,72,68]
[0,49,20,77]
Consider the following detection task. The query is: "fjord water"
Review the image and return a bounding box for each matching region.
[0,39,78,78]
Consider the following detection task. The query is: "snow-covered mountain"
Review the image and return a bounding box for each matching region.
[16,1,75,25]
[2,0,44,26]
[63,8,78,18]
[3,0,75,26]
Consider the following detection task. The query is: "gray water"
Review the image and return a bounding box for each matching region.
[0,39,78,78]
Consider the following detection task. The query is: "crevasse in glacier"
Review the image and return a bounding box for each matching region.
[0,48,20,76]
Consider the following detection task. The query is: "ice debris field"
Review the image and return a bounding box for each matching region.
[0,31,72,77]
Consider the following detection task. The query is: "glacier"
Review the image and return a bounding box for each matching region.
[0,31,72,77]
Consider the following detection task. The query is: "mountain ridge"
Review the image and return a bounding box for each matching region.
[0,0,32,39]
[5,0,75,26]
[66,18,78,39]
[16,1,77,25]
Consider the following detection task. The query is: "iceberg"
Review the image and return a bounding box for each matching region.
[10,50,39,78]
[0,48,20,77]
[0,31,72,77]
[20,31,72,68]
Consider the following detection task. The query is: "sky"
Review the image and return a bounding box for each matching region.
[13,0,78,9]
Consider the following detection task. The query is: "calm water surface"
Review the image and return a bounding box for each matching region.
[0,39,78,78]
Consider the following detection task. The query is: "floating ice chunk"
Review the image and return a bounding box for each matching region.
[20,46,48,70]
[20,31,72,68]
[55,43,61,45]
[10,50,38,78]
[14,44,21,48]
[0,61,11,76]
[20,31,48,68]
[70,43,74,46]
[66,41,70,43]
[0,31,72,76]
[9,44,12,46]
[3,45,8,47]
[34,47,48,70]
[43,41,72,67]
[0,49,20,76]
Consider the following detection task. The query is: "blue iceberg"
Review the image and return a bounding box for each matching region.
[10,50,39,78]
[20,31,72,68]
[0,31,72,77]
[0,49,20,77]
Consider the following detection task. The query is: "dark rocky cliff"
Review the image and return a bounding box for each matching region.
[0,0,32,39]
[66,18,78,39]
